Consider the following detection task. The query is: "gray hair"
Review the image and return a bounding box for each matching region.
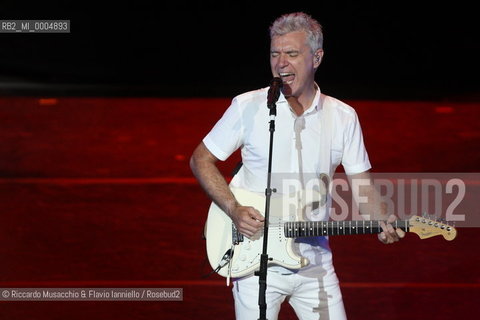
[269,12,323,53]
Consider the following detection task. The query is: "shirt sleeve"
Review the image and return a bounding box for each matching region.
[341,110,372,175]
[202,97,244,161]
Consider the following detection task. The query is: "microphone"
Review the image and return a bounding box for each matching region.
[267,77,283,109]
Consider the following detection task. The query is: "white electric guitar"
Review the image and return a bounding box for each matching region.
[204,187,457,279]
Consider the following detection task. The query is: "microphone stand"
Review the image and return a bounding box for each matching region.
[255,95,277,320]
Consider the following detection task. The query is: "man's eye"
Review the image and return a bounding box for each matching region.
[289,52,298,57]
[271,52,279,57]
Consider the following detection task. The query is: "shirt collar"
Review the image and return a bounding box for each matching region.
[306,83,322,113]
[276,83,322,114]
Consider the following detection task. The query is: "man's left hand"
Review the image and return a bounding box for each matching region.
[378,214,405,244]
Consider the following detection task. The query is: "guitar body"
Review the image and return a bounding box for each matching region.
[205,188,309,278]
[204,188,457,278]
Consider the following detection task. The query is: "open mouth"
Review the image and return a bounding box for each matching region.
[279,73,295,84]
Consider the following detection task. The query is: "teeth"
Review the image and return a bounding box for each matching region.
[279,73,294,85]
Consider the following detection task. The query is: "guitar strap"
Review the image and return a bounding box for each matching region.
[318,93,333,206]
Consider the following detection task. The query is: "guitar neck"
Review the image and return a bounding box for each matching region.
[284,220,409,237]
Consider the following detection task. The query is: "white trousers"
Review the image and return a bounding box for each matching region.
[232,270,347,320]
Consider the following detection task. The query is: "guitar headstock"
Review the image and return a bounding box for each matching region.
[408,215,457,241]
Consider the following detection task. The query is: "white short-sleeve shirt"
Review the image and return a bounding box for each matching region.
[204,86,371,187]
[202,85,371,280]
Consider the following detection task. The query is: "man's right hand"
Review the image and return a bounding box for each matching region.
[229,206,265,239]
[190,143,265,239]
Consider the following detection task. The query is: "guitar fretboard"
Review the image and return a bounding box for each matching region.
[284,220,409,237]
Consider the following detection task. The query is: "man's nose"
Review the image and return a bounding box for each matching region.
[276,54,288,69]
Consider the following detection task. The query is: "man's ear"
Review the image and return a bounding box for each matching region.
[314,49,324,67]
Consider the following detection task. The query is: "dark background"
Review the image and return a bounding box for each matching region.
[0,1,478,100]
